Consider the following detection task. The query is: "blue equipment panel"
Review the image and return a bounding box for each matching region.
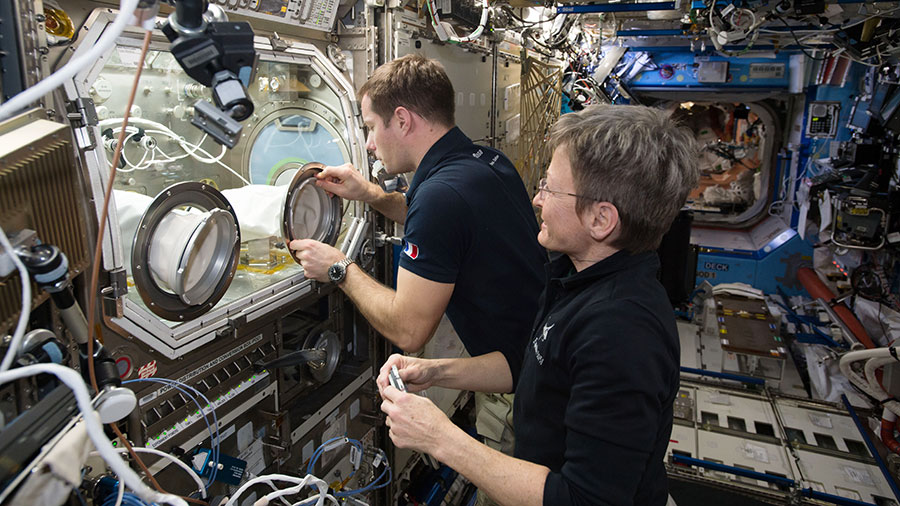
[696,233,813,296]
[696,253,756,286]
[629,52,792,89]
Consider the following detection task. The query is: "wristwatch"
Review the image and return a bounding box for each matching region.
[327,257,354,284]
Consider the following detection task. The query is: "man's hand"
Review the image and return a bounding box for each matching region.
[377,354,439,394]
[289,239,345,282]
[381,385,453,454]
[316,163,379,202]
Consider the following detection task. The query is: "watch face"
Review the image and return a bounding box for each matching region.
[328,263,343,282]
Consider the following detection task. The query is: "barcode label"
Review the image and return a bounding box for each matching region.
[749,63,785,79]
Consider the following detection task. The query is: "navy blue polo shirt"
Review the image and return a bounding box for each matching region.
[401,127,546,385]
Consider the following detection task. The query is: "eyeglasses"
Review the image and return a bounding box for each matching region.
[537,178,589,199]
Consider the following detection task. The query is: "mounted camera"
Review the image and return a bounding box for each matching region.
[160,1,256,148]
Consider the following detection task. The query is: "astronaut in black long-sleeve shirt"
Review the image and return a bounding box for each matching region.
[377,105,700,506]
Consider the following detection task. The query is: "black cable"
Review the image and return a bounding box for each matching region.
[502,6,557,28]
[773,14,828,61]
[522,30,556,58]
[50,22,84,68]
[522,33,555,58]
[47,30,78,47]
[877,396,900,405]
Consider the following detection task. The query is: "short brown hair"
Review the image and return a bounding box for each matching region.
[359,54,455,127]
[548,105,700,253]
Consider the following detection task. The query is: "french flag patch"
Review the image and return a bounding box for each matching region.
[403,240,419,259]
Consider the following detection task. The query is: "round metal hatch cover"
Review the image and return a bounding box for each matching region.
[282,161,343,251]
[304,329,341,383]
[132,182,241,322]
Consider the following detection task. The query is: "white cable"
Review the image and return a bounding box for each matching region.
[708,7,722,39]
[0,364,185,506]
[90,447,207,499]
[179,138,227,165]
[426,0,489,43]
[839,348,900,417]
[182,133,210,158]
[759,28,838,35]
[457,0,489,42]
[259,479,295,506]
[0,0,140,121]
[118,134,155,172]
[865,356,897,401]
[841,7,900,31]
[101,118,176,136]
[0,225,31,373]
[185,143,246,183]
[259,475,313,504]
[229,474,309,506]
[154,133,211,161]
[111,128,184,164]
[729,8,756,32]
[227,474,331,506]
[114,475,125,506]
[100,118,249,184]
[105,123,221,163]
[153,145,184,162]
[290,495,339,506]
[709,6,764,56]
[115,132,142,172]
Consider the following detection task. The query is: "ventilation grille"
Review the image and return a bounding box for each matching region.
[0,116,90,335]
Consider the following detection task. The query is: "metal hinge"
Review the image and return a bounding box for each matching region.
[68,97,98,150]
[101,268,128,318]
[107,268,127,297]
[268,32,290,51]
[216,314,247,338]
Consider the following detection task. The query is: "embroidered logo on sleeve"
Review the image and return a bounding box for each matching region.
[402,240,419,259]
[532,322,554,365]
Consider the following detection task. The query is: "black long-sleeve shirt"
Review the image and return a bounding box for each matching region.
[513,251,680,506]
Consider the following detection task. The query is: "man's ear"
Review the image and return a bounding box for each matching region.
[585,201,619,242]
[394,106,414,135]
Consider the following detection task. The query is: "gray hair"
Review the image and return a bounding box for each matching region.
[548,105,700,253]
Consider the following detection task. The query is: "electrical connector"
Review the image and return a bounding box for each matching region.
[0,229,37,278]
[0,249,13,279]
[433,21,457,42]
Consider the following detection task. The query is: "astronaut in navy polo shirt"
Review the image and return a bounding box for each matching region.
[377,105,700,506]
[289,54,546,491]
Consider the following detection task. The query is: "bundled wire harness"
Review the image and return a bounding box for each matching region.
[424,0,490,43]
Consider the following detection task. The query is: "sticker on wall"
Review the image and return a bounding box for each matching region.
[238,422,254,454]
[302,440,315,465]
[741,442,770,464]
[808,413,833,429]
[842,466,875,487]
[238,438,266,477]
[321,413,348,469]
[709,394,731,406]
[138,360,158,379]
